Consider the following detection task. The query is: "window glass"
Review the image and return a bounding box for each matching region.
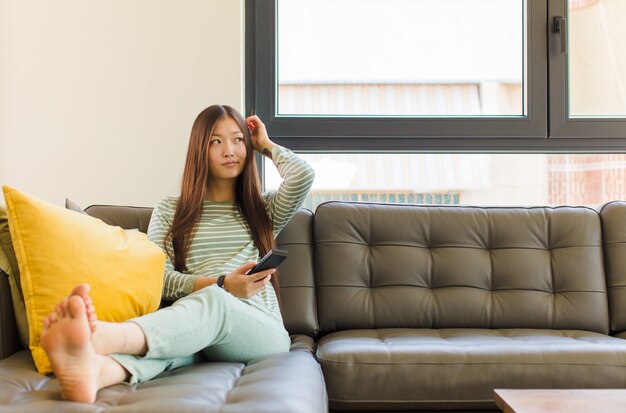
[265,153,626,209]
[277,0,526,117]
[568,0,626,117]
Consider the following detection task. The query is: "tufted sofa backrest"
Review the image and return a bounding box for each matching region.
[84,205,319,337]
[314,202,609,334]
[85,205,153,233]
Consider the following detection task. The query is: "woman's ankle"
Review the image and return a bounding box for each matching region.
[97,355,131,389]
[92,321,148,356]
[91,321,125,355]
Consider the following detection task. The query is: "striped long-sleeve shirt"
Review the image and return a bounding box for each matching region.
[147,145,315,322]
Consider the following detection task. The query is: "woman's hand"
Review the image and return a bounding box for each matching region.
[246,115,275,158]
[223,262,274,299]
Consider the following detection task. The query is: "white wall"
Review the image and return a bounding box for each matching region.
[0,0,244,207]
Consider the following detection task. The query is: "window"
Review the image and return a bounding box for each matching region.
[265,153,626,209]
[277,0,525,117]
[568,0,626,117]
[249,0,547,145]
[250,0,626,208]
[248,0,626,150]
[550,0,626,138]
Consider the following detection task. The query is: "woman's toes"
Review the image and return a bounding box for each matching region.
[70,283,91,298]
[55,303,62,317]
[88,314,97,332]
[56,298,69,318]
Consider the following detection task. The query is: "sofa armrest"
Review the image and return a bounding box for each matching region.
[598,201,626,333]
[0,270,21,360]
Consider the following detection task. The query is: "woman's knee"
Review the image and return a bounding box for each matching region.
[175,285,231,312]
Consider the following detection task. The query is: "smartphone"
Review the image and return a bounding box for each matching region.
[248,248,288,275]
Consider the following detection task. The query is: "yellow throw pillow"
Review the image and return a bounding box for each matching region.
[2,186,165,374]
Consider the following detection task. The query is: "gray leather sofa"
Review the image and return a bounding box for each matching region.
[0,205,327,413]
[3,200,626,412]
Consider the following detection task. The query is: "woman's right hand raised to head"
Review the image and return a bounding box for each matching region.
[223,262,274,299]
[246,115,275,158]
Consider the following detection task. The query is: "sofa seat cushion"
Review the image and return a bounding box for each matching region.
[317,328,626,411]
[0,348,327,413]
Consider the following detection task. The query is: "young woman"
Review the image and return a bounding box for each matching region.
[40,105,315,403]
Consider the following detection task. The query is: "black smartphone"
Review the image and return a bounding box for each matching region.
[248,248,288,275]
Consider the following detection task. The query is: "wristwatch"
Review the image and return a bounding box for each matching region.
[217,274,226,289]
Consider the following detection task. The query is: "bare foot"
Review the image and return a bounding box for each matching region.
[41,295,102,403]
[68,284,98,332]
[63,284,111,354]
[55,284,130,356]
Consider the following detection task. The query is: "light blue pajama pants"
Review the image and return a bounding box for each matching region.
[110,285,291,384]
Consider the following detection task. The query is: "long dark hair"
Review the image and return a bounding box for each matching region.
[164,105,279,298]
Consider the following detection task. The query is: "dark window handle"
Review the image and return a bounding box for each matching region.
[553,16,567,54]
